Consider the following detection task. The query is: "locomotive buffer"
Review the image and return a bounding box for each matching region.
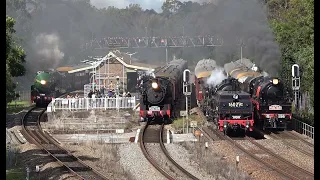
[183,69,192,133]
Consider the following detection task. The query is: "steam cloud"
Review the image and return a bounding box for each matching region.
[208,0,281,75]
[206,66,227,87]
[34,33,64,69]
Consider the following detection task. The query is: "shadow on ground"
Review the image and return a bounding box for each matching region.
[17,148,99,180]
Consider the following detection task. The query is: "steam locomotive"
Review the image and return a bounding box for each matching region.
[194,59,254,134]
[31,69,89,107]
[139,59,188,123]
[224,58,292,130]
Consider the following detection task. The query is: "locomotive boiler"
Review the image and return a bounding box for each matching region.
[224,58,292,130]
[139,59,188,123]
[194,59,218,106]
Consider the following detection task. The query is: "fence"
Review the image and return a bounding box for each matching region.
[291,118,314,139]
[48,97,136,112]
[16,91,30,101]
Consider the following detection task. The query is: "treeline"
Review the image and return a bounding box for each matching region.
[266,0,314,121]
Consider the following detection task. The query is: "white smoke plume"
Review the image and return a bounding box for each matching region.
[145,69,155,78]
[206,66,227,87]
[262,71,269,77]
[34,33,64,68]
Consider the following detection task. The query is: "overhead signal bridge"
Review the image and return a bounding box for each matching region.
[82,36,224,50]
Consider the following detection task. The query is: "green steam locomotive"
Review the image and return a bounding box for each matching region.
[31,70,89,107]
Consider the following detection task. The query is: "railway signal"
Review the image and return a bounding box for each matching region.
[183,69,192,133]
[292,64,300,111]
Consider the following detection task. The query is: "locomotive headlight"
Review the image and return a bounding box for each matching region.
[233,94,239,100]
[223,121,227,128]
[272,79,279,85]
[151,82,158,89]
[40,80,46,85]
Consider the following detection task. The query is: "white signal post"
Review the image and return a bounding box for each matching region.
[292,64,300,112]
[183,69,191,133]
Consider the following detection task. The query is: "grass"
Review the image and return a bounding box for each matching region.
[6,106,27,114]
[8,100,30,106]
[7,100,32,114]
[172,114,206,130]
[6,168,25,180]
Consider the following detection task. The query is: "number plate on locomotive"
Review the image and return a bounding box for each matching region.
[269,105,282,110]
[149,106,160,111]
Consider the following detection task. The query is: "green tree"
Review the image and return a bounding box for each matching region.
[6,16,26,104]
[267,0,314,108]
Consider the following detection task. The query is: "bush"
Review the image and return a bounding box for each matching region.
[297,111,314,126]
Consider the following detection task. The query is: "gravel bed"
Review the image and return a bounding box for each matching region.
[235,140,262,151]
[286,139,314,154]
[144,143,190,180]
[118,143,165,180]
[165,143,215,180]
[195,140,283,180]
[304,138,314,145]
[256,139,314,173]
[63,142,132,180]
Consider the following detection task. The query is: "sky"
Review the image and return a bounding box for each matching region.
[89,0,210,12]
[90,0,166,11]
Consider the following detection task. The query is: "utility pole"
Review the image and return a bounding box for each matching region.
[166,48,168,64]
[240,38,244,63]
[182,26,185,37]
[145,27,148,37]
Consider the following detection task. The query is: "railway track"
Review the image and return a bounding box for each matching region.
[140,123,199,180]
[202,126,314,180]
[267,131,314,157]
[21,106,108,180]
[284,130,314,147]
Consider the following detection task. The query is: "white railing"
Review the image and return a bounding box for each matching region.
[48,97,136,111]
[292,118,314,139]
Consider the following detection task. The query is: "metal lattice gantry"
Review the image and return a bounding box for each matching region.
[82,35,224,50]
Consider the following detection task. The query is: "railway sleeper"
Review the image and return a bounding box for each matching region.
[46,149,69,154]
[34,130,50,144]
[53,155,78,162]
[69,166,92,172]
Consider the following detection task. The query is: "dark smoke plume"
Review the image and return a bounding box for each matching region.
[34,33,65,69]
[204,0,281,75]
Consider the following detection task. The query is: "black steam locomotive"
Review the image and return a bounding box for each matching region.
[224,59,292,130]
[139,59,188,123]
[202,78,254,134]
[241,76,292,130]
